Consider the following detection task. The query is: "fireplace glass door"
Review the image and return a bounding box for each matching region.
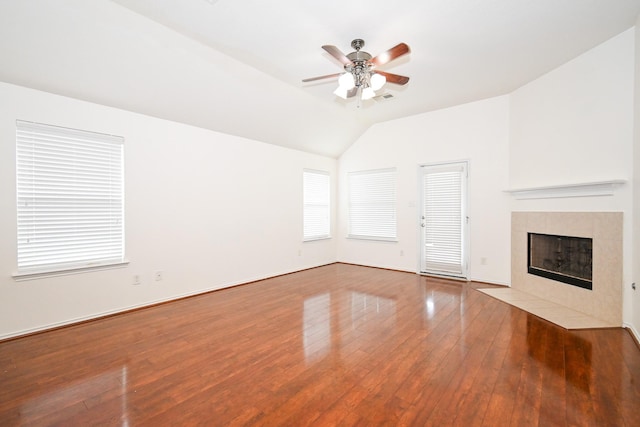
[527,232,593,290]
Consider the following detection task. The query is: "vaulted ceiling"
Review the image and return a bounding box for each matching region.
[1,0,639,157]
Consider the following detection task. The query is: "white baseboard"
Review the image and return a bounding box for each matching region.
[623,322,640,345]
[468,276,511,287]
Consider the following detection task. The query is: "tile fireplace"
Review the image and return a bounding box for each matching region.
[512,212,622,326]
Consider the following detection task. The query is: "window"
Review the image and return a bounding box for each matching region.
[348,168,397,241]
[303,169,330,241]
[15,120,125,276]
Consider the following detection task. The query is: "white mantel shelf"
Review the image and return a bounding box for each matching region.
[506,180,626,200]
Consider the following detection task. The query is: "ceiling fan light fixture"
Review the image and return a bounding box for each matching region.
[338,72,355,90]
[333,86,349,99]
[361,87,376,101]
[370,73,386,91]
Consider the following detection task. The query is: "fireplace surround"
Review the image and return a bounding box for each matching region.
[512,212,622,326]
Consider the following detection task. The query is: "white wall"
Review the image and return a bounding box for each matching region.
[0,81,337,339]
[337,96,512,285]
[509,29,635,327]
[509,29,634,189]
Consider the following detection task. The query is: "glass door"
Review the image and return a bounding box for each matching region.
[419,161,468,278]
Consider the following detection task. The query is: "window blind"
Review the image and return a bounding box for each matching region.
[303,170,330,240]
[348,168,397,241]
[422,163,466,275]
[16,120,124,274]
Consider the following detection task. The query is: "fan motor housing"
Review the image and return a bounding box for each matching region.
[346,51,372,63]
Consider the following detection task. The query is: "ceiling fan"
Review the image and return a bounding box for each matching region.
[302,38,410,101]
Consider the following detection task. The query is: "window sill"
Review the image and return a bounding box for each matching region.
[13,260,130,281]
[347,235,398,243]
[303,236,332,242]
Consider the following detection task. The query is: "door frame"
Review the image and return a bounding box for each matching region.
[417,160,470,279]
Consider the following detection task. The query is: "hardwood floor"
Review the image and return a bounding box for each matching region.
[1,263,639,426]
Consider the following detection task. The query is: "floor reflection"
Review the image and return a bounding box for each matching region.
[303,293,331,362]
[425,293,435,319]
[526,315,593,394]
[20,366,129,426]
[349,291,397,330]
[302,290,398,364]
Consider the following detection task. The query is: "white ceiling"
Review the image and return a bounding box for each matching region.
[1,0,639,157]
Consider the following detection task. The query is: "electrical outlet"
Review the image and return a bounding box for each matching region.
[133,275,141,285]
[481,257,487,265]
[154,271,163,282]
[400,250,404,256]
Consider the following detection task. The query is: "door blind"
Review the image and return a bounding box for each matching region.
[422,163,466,275]
[16,120,124,273]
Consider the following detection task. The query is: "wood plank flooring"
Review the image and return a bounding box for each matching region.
[1,263,639,426]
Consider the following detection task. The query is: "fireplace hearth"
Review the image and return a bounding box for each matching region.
[528,232,593,290]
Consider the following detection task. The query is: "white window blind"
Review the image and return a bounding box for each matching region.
[303,169,330,240]
[422,162,467,276]
[348,168,397,241]
[16,120,124,275]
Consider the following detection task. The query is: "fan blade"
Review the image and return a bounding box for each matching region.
[302,72,342,83]
[371,43,410,67]
[322,45,351,66]
[375,71,410,85]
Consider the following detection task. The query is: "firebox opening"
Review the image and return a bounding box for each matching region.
[527,232,593,290]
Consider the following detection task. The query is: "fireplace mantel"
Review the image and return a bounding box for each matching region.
[506,180,625,200]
